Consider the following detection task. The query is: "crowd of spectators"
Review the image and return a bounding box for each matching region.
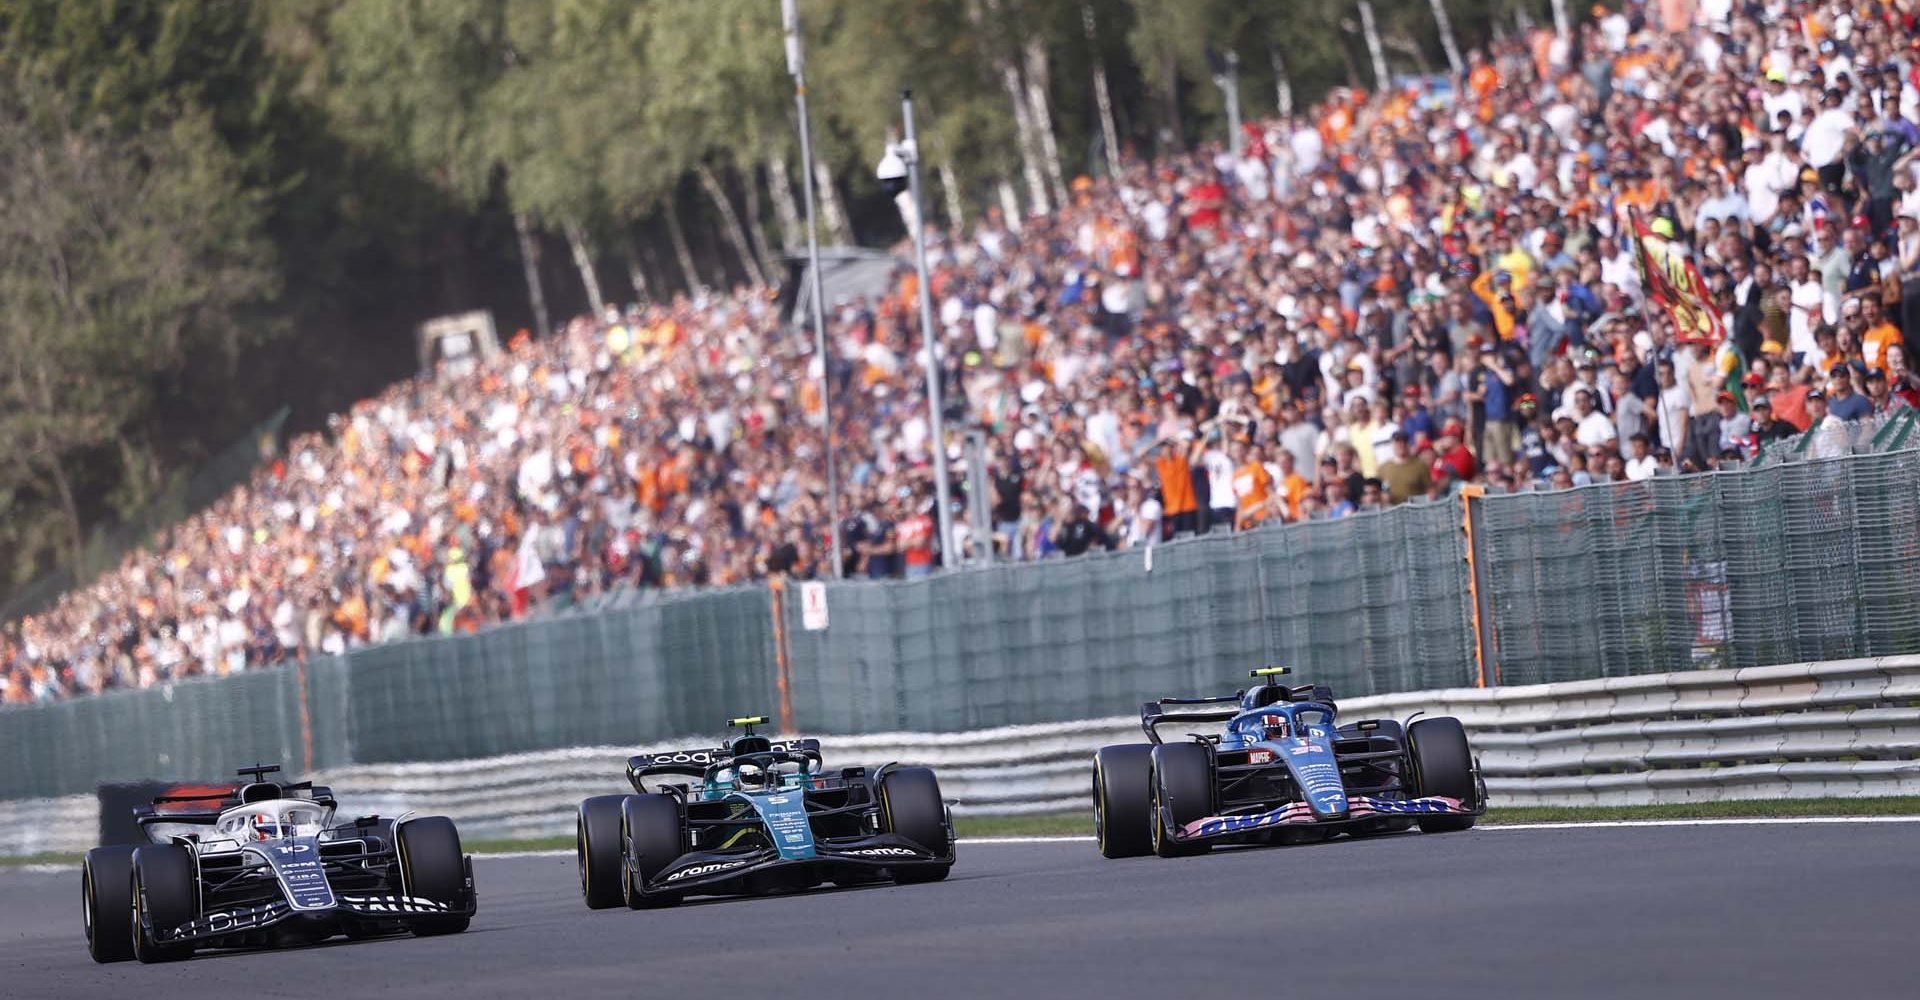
[8,0,1920,704]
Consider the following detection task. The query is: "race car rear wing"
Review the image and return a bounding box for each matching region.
[627,739,823,785]
[1139,695,1242,744]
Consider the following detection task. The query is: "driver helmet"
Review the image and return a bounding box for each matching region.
[1260,713,1290,741]
[250,813,285,840]
[734,762,768,792]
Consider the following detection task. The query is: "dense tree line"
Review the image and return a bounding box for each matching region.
[0,0,1547,598]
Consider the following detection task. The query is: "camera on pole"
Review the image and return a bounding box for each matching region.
[876,144,909,198]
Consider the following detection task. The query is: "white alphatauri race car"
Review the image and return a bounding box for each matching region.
[83,765,475,963]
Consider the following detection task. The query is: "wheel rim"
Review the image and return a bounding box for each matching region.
[1092,768,1106,851]
[82,866,94,944]
[576,817,588,898]
[129,879,142,957]
[1149,775,1164,852]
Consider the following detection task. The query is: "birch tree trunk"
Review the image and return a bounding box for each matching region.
[623,232,651,304]
[1023,36,1069,209]
[514,211,552,338]
[1270,46,1294,119]
[938,156,966,232]
[1358,1,1390,90]
[813,159,854,246]
[662,201,702,295]
[1083,1,1122,176]
[741,167,778,277]
[971,0,1049,215]
[1429,0,1465,75]
[997,179,1023,233]
[1550,0,1570,39]
[563,222,607,316]
[1161,43,1185,152]
[696,162,768,286]
[767,150,803,252]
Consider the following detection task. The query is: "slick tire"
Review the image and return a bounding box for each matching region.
[878,767,953,884]
[83,846,136,963]
[577,795,627,910]
[397,816,472,934]
[1149,743,1214,858]
[621,794,685,909]
[129,845,196,963]
[1092,745,1154,859]
[1409,717,1478,833]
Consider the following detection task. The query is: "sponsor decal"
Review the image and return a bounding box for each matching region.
[341,894,453,914]
[1178,796,1467,838]
[1246,749,1274,765]
[272,842,313,855]
[663,860,746,883]
[1350,796,1465,815]
[1288,745,1315,756]
[845,847,919,858]
[648,750,716,765]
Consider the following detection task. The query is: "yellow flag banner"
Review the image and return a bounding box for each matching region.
[1629,209,1726,346]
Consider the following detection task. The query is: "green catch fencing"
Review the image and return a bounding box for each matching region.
[6,446,1920,799]
[1470,446,1920,684]
[781,499,1473,733]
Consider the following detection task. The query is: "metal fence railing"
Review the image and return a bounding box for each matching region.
[4,443,1920,799]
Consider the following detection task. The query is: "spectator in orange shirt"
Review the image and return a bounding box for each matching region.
[1230,440,1275,530]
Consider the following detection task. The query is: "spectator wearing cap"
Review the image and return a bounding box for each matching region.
[1748,397,1797,450]
[1826,365,1874,421]
[1377,431,1431,506]
[1804,388,1848,459]
[1861,366,1900,416]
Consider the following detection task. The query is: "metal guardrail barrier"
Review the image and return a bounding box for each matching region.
[7,655,1917,856]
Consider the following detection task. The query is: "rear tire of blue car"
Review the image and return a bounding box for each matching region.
[398,816,472,934]
[1149,743,1213,858]
[577,795,627,910]
[1409,717,1478,833]
[83,846,136,963]
[1093,745,1153,859]
[129,845,196,963]
[621,794,684,908]
[880,767,953,883]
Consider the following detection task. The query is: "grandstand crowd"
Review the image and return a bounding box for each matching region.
[8,0,1920,704]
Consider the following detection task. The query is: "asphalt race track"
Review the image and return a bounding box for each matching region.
[5,823,1915,999]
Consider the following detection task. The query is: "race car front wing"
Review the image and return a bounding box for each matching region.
[633,833,952,897]
[1174,795,1484,841]
[151,891,476,945]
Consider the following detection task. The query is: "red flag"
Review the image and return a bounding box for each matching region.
[1628,208,1726,346]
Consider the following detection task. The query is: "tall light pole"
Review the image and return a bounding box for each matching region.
[782,0,842,578]
[879,91,957,569]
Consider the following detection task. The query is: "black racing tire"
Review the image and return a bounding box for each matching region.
[1409,717,1478,833]
[1149,743,1214,858]
[621,794,685,909]
[577,795,627,910]
[397,816,472,934]
[83,846,136,963]
[1092,745,1154,859]
[878,767,952,884]
[130,845,196,963]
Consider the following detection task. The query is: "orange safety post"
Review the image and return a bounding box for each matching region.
[1459,485,1494,688]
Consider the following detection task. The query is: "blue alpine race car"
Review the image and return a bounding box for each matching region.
[576,717,954,907]
[1093,668,1485,858]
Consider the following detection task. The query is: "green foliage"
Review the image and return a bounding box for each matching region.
[0,70,276,572]
[0,0,1550,602]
